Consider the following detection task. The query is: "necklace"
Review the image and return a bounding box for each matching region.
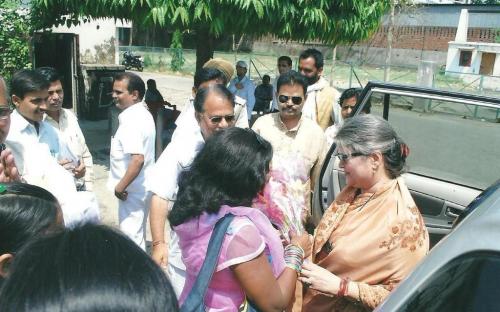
[357,191,376,212]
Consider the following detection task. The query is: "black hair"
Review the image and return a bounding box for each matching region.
[0,224,179,312]
[194,67,226,89]
[339,88,371,114]
[114,72,146,100]
[262,74,270,82]
[276,70,308,96]
[35,67,61,83]
[0,183,60,256]
[10,69,50,99]
[169,128,273,226]
[193,84,234,113]
[299,48,324,69]
[146,79,157,89]
[278,56,292,67]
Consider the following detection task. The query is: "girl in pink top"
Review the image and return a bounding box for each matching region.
[169,127,311,311]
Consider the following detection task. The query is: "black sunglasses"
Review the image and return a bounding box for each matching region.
[334,152,367,162]
[278,95,303,105]
[207,114,235,124]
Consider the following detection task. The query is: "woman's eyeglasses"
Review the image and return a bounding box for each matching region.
[278,95,303,105]
[206,114,235,125]
[0,106,13,120]
[334,152,367,162]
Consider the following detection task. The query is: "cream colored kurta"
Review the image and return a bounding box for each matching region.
[45,108,94,191]
[252,113,327,212]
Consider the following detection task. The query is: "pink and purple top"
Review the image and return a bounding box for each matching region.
[174,205,286,311]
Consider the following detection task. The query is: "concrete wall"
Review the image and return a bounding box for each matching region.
[446,42,500,76]
[52,19,131,64]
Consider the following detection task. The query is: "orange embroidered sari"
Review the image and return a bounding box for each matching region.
[302,177,429,312]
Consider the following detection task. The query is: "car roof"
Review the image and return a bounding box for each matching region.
[377,180,500,311]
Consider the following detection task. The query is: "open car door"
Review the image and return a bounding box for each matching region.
[314,82,500,246]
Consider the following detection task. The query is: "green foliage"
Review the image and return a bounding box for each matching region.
[170,30,185,71]
[0,2,32,81]
[143,54,153,67]
[30,0,390,47]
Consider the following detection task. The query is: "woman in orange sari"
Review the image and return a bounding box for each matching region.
[300,115,429,311]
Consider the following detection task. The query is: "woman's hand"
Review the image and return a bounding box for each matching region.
[299,261,341,295]
[290,231,312,258]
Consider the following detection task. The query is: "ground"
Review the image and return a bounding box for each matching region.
[81,71,192,243]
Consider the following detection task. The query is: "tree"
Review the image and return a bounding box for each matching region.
[30,0,391,69]
[0,1,32,81]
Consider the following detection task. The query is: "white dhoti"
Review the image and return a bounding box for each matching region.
[118,191,151,250]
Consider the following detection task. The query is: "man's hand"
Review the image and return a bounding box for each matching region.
[73,160,86,179]
[114,185,128,201]
[151,241,169,270]
[58,158,76,171]
[0,148,21,182]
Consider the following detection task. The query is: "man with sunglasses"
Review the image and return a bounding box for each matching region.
[147,83,235,297]
[108,72,155,250]
[252,70,326,223]
[0,76,20,182]
[298,48,341,131]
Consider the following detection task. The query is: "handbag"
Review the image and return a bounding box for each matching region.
[180,213,235,312]
[180,213,262,312]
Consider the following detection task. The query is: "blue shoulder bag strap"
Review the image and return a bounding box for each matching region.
[180,213,235,312]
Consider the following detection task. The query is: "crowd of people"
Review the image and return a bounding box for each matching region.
[0,48,429,311]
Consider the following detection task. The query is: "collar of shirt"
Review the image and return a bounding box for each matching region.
[273,112,303,133]
[10,109,40,135]
[44,109,68,130]
[118,101,147,123]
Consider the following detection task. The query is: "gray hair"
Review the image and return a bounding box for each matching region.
[335,114,408,178]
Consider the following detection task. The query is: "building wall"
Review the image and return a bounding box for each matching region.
[52,19,131,64]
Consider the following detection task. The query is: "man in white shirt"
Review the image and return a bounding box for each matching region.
[108,72,155,250]
[6,70,98,227]
[271,56,293,112]
[36,67,94,191]
[228,60,255,121]
[148,84,235,296]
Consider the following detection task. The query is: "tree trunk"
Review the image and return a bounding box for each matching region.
[195,28,215,71]
[384,1,395,82]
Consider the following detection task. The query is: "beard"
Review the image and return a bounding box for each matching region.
[304,74,320,86]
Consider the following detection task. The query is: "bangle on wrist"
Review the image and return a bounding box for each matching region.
[284,244,304,274]
[152,240,166,247]
[337,277,351,297]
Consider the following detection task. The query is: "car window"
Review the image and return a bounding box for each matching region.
[398,251,500,312]
[364,91,500,190]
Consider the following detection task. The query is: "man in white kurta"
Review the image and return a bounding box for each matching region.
[228,60,255,121]
[148,83,235,297]
[108,72,155,250]
[36,67,94,191]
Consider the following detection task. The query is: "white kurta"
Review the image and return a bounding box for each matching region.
[146,126,205,297]
[108,102,155,249]
[228,75,256,119]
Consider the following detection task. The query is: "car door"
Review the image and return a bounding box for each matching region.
[315,82,500,246]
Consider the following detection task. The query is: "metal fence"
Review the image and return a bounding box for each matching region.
[119,46,500,118]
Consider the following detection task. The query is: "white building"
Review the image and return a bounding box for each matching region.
[445,9,500,77]
[52,18,132,65]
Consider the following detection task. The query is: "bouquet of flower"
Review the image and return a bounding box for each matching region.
[252,153,308,242]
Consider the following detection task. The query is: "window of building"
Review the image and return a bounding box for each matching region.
[459,50,472,67]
